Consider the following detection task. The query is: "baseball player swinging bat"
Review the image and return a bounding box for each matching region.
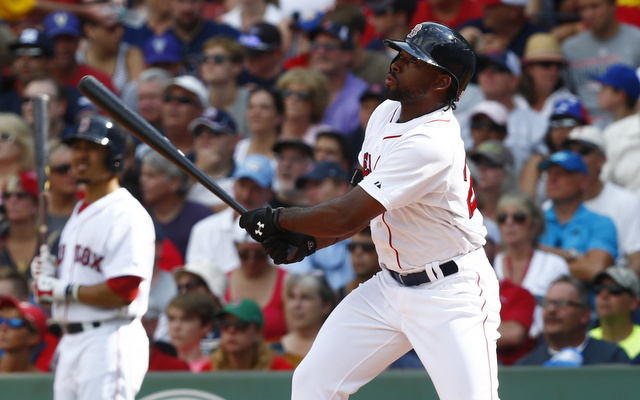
[77,75,247,215]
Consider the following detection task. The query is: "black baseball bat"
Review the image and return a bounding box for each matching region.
[33,94,50,246]
[77,75,247,215]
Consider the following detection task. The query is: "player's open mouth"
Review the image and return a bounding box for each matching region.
[385,74,396,87]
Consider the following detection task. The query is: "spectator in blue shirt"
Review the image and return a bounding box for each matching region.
[538,151,618,283]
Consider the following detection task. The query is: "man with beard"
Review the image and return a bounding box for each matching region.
[166,0,239,73]
[239,22,502,400]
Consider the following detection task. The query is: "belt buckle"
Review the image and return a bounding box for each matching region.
[398,272,409,286]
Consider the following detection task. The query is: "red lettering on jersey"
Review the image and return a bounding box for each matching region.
[73,245,103,272]
[58,244,65,262]
[363,152,372,177]
[464,157,477,218]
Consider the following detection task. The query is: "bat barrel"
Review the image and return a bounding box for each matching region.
[77,75,247,215]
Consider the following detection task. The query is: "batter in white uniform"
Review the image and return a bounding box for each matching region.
[32,115,155,400]
[240,22,501,400]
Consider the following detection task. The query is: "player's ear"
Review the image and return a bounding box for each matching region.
[434,74,452,93]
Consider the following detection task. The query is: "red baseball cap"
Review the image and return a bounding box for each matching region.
[0,296,48,341]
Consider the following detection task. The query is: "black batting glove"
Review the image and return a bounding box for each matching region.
[263,231,317,264]
[239,207,285,242]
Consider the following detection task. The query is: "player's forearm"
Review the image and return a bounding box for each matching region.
[77,283,133,309]
[278,187,384,238]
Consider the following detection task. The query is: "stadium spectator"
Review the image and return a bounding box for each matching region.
[313,131,352,173]
[123,0,173,50]
[199,37,251,137]
[589,267,640,363]
[0,296,47,373]
[561,0,640,129]
[341,226,379,298]
[515,275,630,366]
[20,74,72,140]
[186,155,274,273]
[517,33,576,120]
[309,21,368,136]
[206,298,292,371]
[271,273,336,367]
[493,192,570,338]
[468,100,509,149]
[276,67,331,145]
[43,11,116,92]
[187,107,240,212]
[538,151,618,282]
[220,0,286,32]
[167,291,217,372]
[519,97,588,203]
[45,140,79,243]
[234,86,283,164]
[140,150,213,262]
[287,161,353,292]
[496,279,536,365]
[0,114,34,190]
[142,33,185,76]
[224,231,288,342]
[135,68,172,132]
[365,0,418,57]
[591,64,640,124]
[562,126,640,276]
[237,22,285,88]
[271,140,314,208]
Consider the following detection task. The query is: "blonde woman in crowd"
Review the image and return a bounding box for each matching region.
[276,67,331,146]
[0,113,34,191]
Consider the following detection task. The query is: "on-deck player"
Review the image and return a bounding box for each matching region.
[31,114,155,400]
[240,22,502,399]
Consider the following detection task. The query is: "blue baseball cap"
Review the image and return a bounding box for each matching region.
[296,161,349,188]
[188,107,237,135]
[539,150,587,175]
[144,33,181,65]
[239,23,281,53]
[233,154,274,188]
[590,64,640,101]
[310,21,352,47]
[551,97,588,122]
[44,11,81,38]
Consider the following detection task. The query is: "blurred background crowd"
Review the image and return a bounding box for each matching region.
[1,0,640,374]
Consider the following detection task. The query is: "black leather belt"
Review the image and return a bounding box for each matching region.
[64,321,101,334]
[389,260,459,286]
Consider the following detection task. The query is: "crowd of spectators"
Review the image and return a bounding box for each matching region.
[1,0,640,376]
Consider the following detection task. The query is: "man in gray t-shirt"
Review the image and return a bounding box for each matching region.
[562,0,640,129]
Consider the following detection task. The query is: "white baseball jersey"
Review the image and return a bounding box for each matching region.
[53,188,155,323]
[359,99,487,274]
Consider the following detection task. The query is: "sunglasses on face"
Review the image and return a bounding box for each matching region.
[531,61,564,69]
[164,94,196,105]
[2,192,32,200]
[563,144,595,156]
[347,242,376,252]
[177,280,204,293]
[594,283,630,296]
[201,54,229,64]
[0,132,16,144]
[13,47,45,58]
[496,211,528,224]
[0,317,29,329]
[50,163,72,175]
[474,157,503,169]
[282,89,311,101]
[310,42,341,52]
[549,118,580,129]
[219,319,251,332]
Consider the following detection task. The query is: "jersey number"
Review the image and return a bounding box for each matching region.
[464,158,477,218]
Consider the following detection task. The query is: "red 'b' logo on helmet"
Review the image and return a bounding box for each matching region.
[407,24,422,39]
[77,117,91,133]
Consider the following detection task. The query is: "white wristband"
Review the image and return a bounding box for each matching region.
[65,284,80,302]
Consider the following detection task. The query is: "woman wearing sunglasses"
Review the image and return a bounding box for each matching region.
[276,67,332,145]
[493,192,570,341]
[0,296,47,373]
[0,113,34,191]
[0,172,40,277]
[224,231,289,343]
[46,140,80,239]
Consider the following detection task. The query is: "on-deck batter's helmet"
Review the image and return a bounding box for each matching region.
[63,114,127,173]
[384,22,476,102]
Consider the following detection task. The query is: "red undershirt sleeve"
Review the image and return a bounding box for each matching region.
[106,276,143,302]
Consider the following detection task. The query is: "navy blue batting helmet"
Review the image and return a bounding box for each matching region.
[63,114,127,173]
[384,22,476,102]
